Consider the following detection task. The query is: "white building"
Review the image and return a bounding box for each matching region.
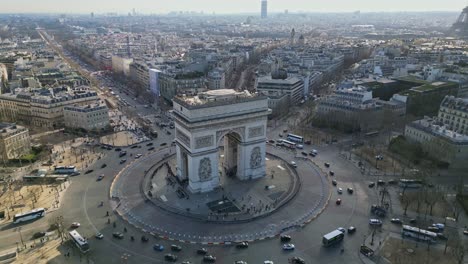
[0,123,31,161]
[256,73,304,105]
[64,102,110,131]
[207,68,226,90]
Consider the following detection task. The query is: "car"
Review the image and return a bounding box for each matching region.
[290,161,297,168]
[324,162,330,167]
[332,180,337,186]
[70,171,80,176]
[148,147,155,151]
[120,159,127,164]
[309,152,317,157]
[160,142,167,146]
[268,140,275,144]
[437,233,448,240]
[112,232,124,239]
[388,179,397,185]
[234,261,247,264]
[290,257,306,264]
[409,218,417,224]
[119,151,127,157]
[297,145,304,150]
[32,231,47,239]
[166,131,171,135]
[279,134,283,137]
[131,145,139,149]
[283,129,288,133]
[427,226,440,232]
[264,261,274,264]
[280,235,291,242]
[135,154,143,159]
[236,242,249,248]
[368,182,375,188]
[377,180,386,186]
[463,230,468,236]
[336,199,342,205]
[329,171,335,176]
[348,226,356,234]
[375,155,384,160]
[203,255,216,262]
[164,254,177,262]
[346,187,354,194]
[282,243,295,250]
[115,148,122,151]
[337,227,345,233]
[97,174,105,181]
[153,244,164,251]
[141,235,149,242]
[301,151,308,156]
[304,140,311,145]
[71,222,80,228]
[84,169,94,174]
[337,188,343,194]
[391,218,402,224]
[95,233,104,239]
[101,164,107,169]
[369,219,383,226]
[146,142,154,146]
[432,223,445,230]
[197,248,208,255]
[171,244,182,251]
[181,262,192,264]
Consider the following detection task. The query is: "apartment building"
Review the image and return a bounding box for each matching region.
[64,102,110,131]
[0,123,31,161]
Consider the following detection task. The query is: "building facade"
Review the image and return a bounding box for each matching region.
[64,102,110,131]
[438,96,468,135]
[0,123,31,161]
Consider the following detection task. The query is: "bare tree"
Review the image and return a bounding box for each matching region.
[48,215,66,243]
[400,191,415,216]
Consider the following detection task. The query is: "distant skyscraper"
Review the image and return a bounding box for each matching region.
[261,0,268,19]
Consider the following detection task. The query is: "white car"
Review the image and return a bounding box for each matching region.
[369,219,383,226]
[135,154,143,159]
[71,222,81,228]
[337,188,343,194]
[337,227,346,233]
[95,233,104,239]
[264,261,274,264]
[290,161,297,168]
[282,243,295,250]
[296,144,304,149]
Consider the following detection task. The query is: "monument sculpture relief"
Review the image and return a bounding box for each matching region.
[199,157,212,181]
[250,147,262,169]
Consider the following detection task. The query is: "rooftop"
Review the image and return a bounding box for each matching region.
[408,117,468,144]
[173,89,265,108]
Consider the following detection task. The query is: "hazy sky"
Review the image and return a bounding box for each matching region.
[1,0,466,14]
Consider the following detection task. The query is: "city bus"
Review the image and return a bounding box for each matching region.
[322,229,345,247]
[287,133,304,143]
[54,166,77,175]
[69,230,90,253]
[13,208,46,224]
[402,225,437,242]
[279,139,296,149]
[399,179,423,188]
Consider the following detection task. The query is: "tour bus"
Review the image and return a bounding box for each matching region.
[54,166,77,175]
[399,179,423,188]
[279,139,296,149]
[287,133,304,143]
[69,230,90,253]
[402,225,437,242]
[13,208,46,224]
[322,229,345,247]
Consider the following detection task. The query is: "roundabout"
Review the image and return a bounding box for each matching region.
[109,146,331,244]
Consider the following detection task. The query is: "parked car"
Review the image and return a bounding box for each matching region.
[112,232,124,239]
[280,235,291,242]
[160,142,167,146]
[236,242,249,248]
[32,232,46,239]
[290,257,306,264]
[282,243,295,250]
[84,169,94,174]
[131,145,139,149]
[148,147,155,151]
[368,182,375,188]
[153,244,164,251]
[301,151,308,156]
[391,218,402,225]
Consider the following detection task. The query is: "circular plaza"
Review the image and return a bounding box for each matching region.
[109,146,330,244]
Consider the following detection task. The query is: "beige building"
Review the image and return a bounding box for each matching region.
[438,96,468,135]
[0,87,99,128]
[0,123,31,161]
[64,102,110,131]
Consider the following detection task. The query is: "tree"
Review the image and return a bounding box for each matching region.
[401,191,415,215]
[48,215,66,243]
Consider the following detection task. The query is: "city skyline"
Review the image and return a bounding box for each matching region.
[1,0,467,14]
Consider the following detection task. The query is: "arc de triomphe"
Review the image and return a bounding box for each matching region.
[172,89,271,193]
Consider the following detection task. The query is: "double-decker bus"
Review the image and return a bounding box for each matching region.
[279,139,296,149]
[322,229,345,247]
[13,208,46,224]
[287,134,304,143]
[402,225,437,242]
[54,166,77,175]
[69,230,90,253]
[399,179,423,188]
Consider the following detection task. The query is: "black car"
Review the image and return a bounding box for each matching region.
[141,236,149,242]
[101,164,107,169]
[197,248,208,255]
[171,244,182,251]
[347,187,354,194]
[112,232,124,239]
[377,180,386,186]
[324,162,330,168]
[119,151,127,157]
[148,147,155,151]
[329,171,335,176]
[160,142,167,146]
[368,182,375,188]
[131,145,139,149]
[301,151,308,156]
[203,255,216,262]
[348,226,356,234]
[236,242,249,249]
[280,235,292,242]
[115,148,122,151]
[388,179,397,185]
[146,142,154,146]
[120,159,127,164]
[409,219,417,224]
[290,257,306,264]
[164,254,177,262]
[332,180,337,186]
[32,231,46,239]
[304,140,311,145]
[84,169,94,174]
